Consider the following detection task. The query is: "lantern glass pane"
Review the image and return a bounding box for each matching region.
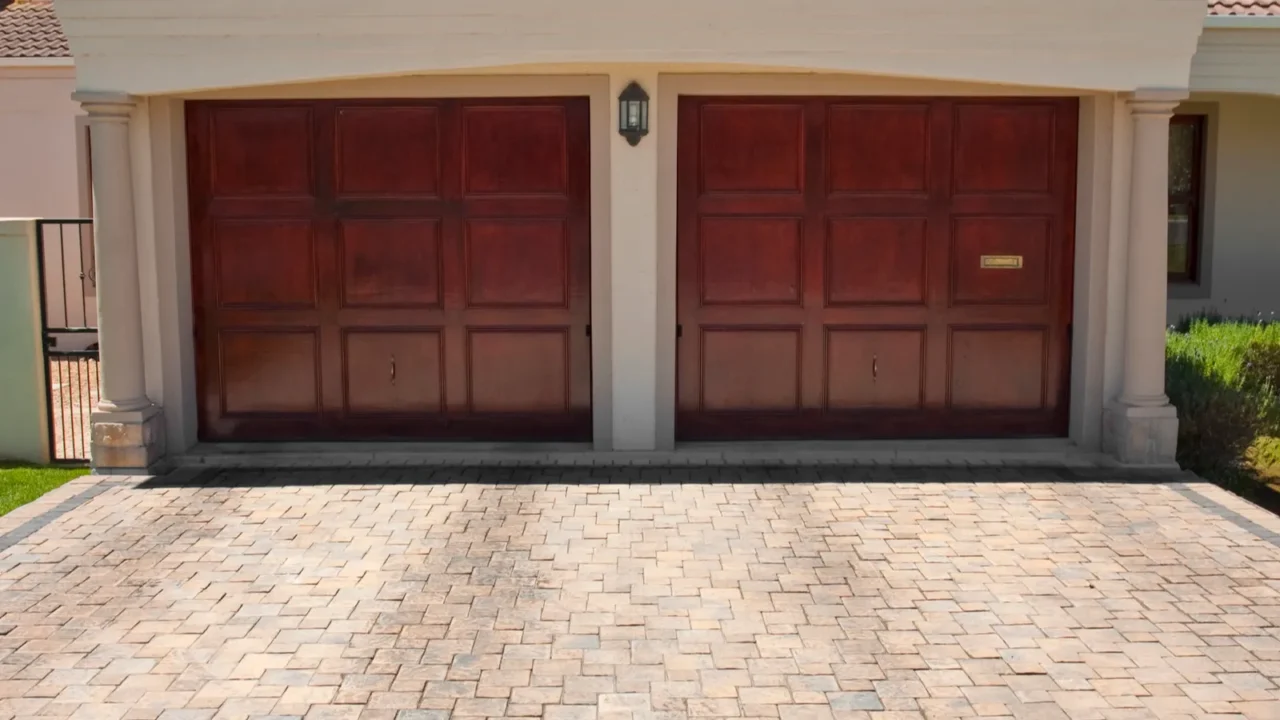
[628,102,640,128]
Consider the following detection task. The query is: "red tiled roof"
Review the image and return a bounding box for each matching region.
[1209,1,1280,15]
[0,0,70,59]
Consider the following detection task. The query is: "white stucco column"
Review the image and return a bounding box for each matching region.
[1104,89,1186,466]
[74,91,165,471]
[609,72,660,451]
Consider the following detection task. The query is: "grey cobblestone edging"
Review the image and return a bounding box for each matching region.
[1170,482,1280,548]
[0,479,128,552]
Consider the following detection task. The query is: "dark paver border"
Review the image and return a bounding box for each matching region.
[0,480,127,552]
[1170,483,1280,548]
[142,465,1194,489]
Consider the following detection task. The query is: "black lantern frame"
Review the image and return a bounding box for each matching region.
[618,81,649,146]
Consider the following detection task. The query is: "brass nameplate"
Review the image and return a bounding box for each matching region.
[980,255,1023,269]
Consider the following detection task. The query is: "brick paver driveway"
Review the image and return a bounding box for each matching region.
[1,467,1279,720]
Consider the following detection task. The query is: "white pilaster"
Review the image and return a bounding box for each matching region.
[75,91,165,471]
[1104,89,1186,466]
[608,72,660,451]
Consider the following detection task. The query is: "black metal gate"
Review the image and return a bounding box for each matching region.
[35,219,99,464]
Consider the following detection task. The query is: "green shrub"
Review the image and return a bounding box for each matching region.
[1241,339,1280,420]
[1166,319,1280,478]
[1248,435,1280,477]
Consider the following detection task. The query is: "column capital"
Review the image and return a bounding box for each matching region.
[72,91,137,120]
[1125,88,1189,116]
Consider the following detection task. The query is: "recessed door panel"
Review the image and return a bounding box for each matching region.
[336,106,440,197]
[826,218,927,306]
[344,330,443,414]
[462,106,568,195]
[220,331,319,415]
[951,217,1051,306]
[954,103,1055,194]
[468,330,570,413]
[699,104,805,193]
[827,104,930,194]
[826,329,924,410]
[208,106,313,197]
[214,219,316,309]
[465,219,568,308]
[701,329,801,411]
[950,329,1047,409]
[700,217,803,306]
[340,219,442,308]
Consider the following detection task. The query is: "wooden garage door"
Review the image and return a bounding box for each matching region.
[188,98,591,442]
[677,97,1077,440]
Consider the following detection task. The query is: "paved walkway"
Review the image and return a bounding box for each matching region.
[1,467,1278,720]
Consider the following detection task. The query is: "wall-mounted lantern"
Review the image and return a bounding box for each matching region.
[618,82,649,146]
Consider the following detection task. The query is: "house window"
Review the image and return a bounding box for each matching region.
[1168,114,1205,283]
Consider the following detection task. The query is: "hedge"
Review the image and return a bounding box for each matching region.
[1166,317,1280,480]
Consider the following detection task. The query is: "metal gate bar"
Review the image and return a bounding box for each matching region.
[34,219,98,464]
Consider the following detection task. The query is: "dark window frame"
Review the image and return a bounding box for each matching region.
[1169,113,1206,284]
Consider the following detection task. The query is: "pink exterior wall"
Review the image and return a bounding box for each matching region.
[0,66,82,218]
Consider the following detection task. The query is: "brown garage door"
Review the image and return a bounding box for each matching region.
[677,97,1077,440]
[188,98,591,442]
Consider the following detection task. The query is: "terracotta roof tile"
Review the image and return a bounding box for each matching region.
[0,0,70,59]
[1209,1,1280,15]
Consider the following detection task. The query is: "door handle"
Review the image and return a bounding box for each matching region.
[390,355,397,385]
[872,354,878,382]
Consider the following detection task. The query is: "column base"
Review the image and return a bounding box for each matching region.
[1103,403,1180,467]
[91,405,166,473]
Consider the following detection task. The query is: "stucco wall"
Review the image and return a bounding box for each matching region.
[1168,93,1280,324]
[57,0,1207,94]
[0,67,81,218]
[0,220,51,464]
[1192,29,1280,95]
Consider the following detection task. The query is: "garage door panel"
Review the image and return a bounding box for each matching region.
[827,104,930,194]
[678,96,1075,440]
[468,330,570,412]
[339,219,442,309]
[700,217,803,306]
[335,106,441,198]
[826,217,928,306]
[209,106,314,198]
[191,98,591,441]
[826,328,925,410]
[700,104,805,194]
[462,106,568,196]
[951,217,1051,306]
[220,330,320,415]
[949,328,1047,409]
[344,330,444,414]
[213,219,317,310]
[701,329,802,411]
[465,219,568,308]
[953,103,1056,195]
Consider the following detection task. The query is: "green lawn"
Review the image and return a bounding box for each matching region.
[0,464,91,517]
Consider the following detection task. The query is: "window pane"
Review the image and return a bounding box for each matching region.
[1168,201,1191,275]
[1169,120,1198,197]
